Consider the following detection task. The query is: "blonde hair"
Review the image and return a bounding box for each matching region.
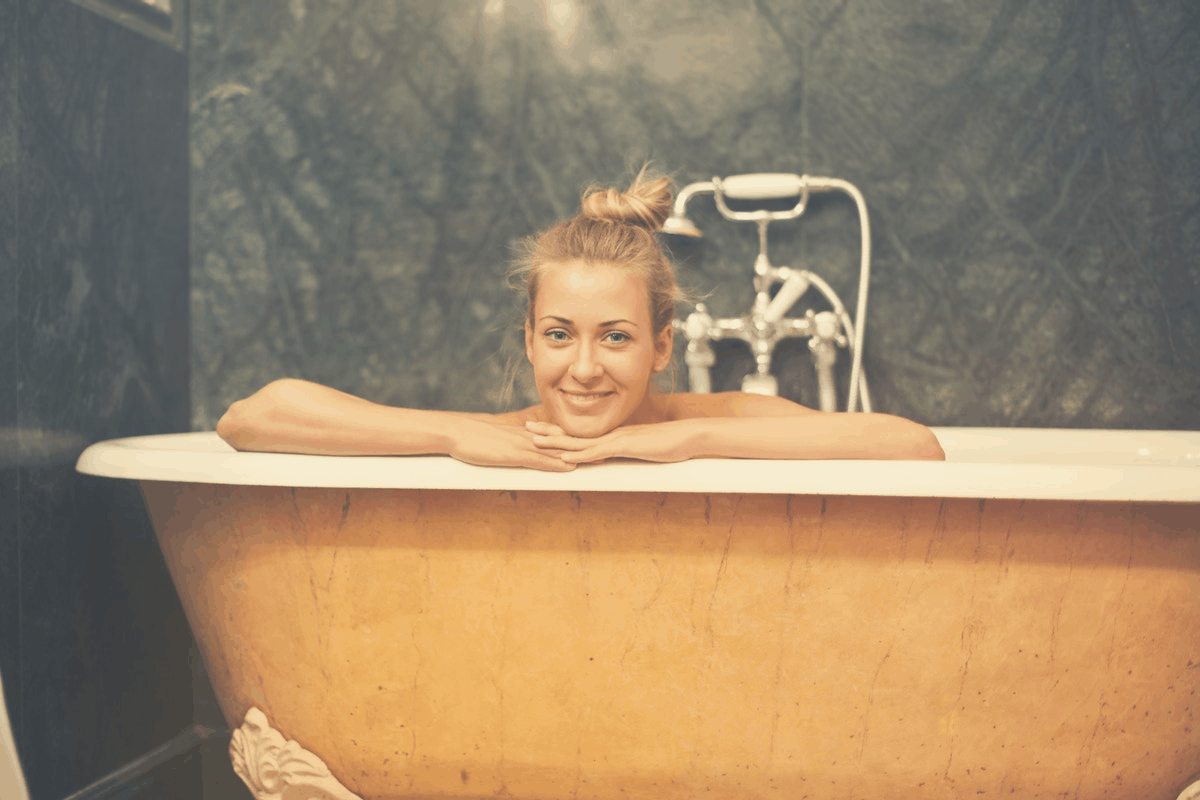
[496,164,698,408]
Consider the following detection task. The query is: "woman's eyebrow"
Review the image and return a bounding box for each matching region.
[539,315,639,327]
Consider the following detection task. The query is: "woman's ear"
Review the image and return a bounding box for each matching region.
[652,324,674,373]
[524,319,534,364]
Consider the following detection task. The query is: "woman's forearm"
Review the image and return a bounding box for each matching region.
[686,413,945,461]
[216,378,466,456]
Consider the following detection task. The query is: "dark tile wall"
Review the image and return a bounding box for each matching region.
[191,0,1200,430]
[1,0,20,787]
[0,0,200,798]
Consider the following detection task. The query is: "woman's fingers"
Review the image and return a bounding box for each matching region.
[529,427,622,452]
[447,418,581,471]
[528,451,576,471]
[530,434,589,452]
[524,437,570,456]
[531,433,564,449]
[561,445,608,463]
[524,422,585,453]
[518,421,624,466]
[515,432,575,471]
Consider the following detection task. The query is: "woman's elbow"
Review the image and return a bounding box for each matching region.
[874,415,944,461]
[916,428,945,461]
[217,379,324,451]
[215,381,285,450]
[216,400,254,450]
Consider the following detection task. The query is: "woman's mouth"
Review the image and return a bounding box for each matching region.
[559,390,614,410]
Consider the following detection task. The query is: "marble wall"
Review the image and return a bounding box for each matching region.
[0,0,18,786]
[191,0,1199,430]
[0,0,199,797]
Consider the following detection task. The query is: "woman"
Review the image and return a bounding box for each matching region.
[216,168,946,468]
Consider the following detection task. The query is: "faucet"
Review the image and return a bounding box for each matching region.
[667,173,874,413]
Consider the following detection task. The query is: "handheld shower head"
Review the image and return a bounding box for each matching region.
[661,213,703,237]
[660,180,716,238]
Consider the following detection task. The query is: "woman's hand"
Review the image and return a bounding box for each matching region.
[448,417,578,472]
[525,420,698,465]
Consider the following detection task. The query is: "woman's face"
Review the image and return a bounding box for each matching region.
[525,260,673,438]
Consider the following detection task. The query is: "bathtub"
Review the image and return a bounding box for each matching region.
[76,427,1200,800]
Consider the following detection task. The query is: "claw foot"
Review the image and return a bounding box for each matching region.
[229,707,362,800]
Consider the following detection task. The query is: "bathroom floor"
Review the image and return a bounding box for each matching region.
[194,732,253,800]
[67,728,252,800]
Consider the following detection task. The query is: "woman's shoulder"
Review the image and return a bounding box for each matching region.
[662,391,819,420]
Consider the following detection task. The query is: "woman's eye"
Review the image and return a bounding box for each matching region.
[545,330,569,342]
[605,331,631,344]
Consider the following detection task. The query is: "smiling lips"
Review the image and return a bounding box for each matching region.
[560,389,614,410]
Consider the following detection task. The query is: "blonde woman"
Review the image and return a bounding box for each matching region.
[217,168,945,468]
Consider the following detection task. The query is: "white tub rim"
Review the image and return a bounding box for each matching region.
[74,428,1200,502]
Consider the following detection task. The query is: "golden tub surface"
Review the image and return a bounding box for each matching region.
[77,428,1200,800]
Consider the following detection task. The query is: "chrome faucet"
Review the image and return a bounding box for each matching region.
[667,173,874,413]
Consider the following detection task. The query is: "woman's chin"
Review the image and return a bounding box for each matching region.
[553,413,618,440]
[561,422,612,439]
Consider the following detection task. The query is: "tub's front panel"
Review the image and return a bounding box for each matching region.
[139,482,1200,800]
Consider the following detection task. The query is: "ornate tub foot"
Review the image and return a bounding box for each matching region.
[229,707,363,800]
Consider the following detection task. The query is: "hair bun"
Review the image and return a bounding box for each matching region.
[580,166,673,232]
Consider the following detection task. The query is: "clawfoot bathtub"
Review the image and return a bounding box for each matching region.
[77,427,1200,799]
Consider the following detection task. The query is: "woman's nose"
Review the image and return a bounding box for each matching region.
[569,344,604,381]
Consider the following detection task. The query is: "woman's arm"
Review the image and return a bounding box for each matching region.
[678,392,945,460]
[679,413,945,460]
[217,378,458,455]
[528,393,945,462]
[216,378,575,470]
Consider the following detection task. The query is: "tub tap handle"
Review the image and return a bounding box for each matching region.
[682,303,714,342]
[683,321,716,393]
[684,341,716,368]
[812,310,846,348]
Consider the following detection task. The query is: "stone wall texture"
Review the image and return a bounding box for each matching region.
[0,0,196,796]
[191,0,1200,430]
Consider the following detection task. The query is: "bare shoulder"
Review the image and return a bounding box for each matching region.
[663,391,819,420]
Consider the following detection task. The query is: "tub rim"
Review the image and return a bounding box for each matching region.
[75,428,1200,502]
